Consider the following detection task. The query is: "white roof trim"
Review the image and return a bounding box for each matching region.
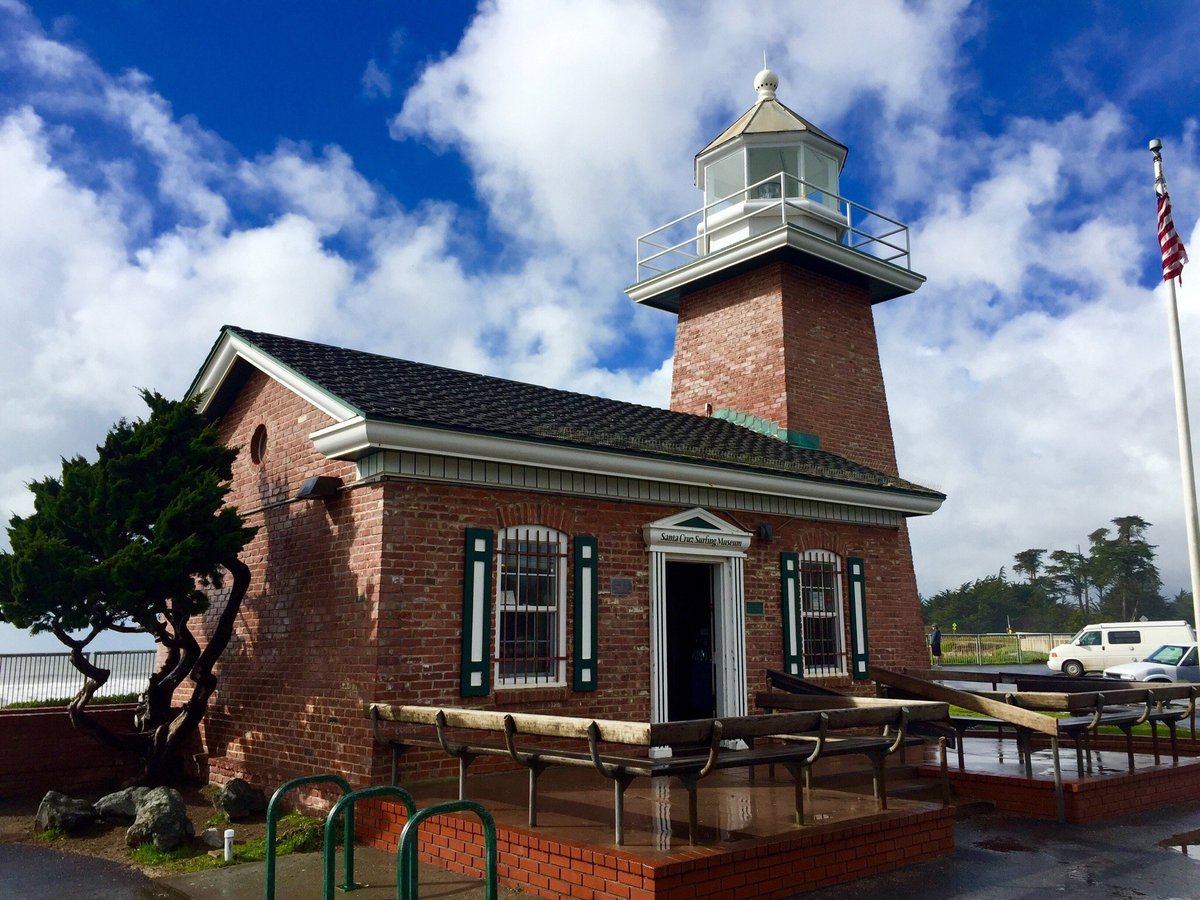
[309,418,943,517]
[189,331,360,422]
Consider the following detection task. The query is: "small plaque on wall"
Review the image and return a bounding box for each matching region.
[610,577,634,595]
[745,601,765,616]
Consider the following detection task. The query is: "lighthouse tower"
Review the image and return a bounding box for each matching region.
[627,69,923,476]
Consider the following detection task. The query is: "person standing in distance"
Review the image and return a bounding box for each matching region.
[930,623,942,667]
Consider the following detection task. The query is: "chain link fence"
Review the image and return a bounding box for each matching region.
[0,650,156,707]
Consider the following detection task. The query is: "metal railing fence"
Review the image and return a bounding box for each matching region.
[934,633,1076,666]
[0,650,156,707]
[635,171,913,283]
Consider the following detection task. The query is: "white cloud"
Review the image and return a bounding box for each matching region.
[238,144,378,235]
[361,59,392,100]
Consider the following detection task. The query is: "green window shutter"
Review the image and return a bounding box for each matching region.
[779,553,803,676]
[573,536,599,691]
[461,528,494,697]
[846,557,870,680]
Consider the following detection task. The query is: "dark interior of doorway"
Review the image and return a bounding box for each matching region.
[665,561,715,721]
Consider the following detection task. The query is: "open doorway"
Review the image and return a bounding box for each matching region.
[665,561,715,721]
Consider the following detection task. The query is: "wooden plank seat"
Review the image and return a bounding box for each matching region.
[367,701,944,846]
[981,686,1196,773]
[753,692,947,803]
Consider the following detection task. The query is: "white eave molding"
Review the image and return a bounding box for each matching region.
[189,331,361,422]
[310,417,944,517]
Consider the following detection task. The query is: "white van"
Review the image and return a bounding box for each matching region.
[1047,621,1197,676]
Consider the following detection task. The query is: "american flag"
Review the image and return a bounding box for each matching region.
[1158,189,1189,282]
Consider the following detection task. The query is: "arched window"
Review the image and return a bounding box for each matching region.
[495,525,567,686]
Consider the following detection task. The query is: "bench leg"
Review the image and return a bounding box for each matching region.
[871,753,887,809]
[1168,720,1179,763]
[939,736,950,806]
[1123,727,1134,772]
[528,762,546,828]
[955,729,965,771]
[675,774,700,846]
[1150,722,1161,764]
[1051,735,1065,823]
[612,774,635,847]
[782,761,804,826]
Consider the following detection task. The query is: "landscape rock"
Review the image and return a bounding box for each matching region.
[35,791,97,834]
[125,786,194,850]
[200,826,224,849]
[214,777,266,819]
[95,786,151,823]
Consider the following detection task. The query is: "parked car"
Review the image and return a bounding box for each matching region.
[1103,643,1200,683]
[1046,620,1197,676]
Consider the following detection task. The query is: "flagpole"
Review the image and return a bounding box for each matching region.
[1150,138,1200,631]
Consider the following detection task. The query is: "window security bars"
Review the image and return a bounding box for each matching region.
[0,650,155,707]
[496,527,568,685]
[800,551,847,676]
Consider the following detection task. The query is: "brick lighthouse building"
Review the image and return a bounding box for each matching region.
[186,68,940,792]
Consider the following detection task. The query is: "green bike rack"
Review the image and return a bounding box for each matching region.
[324,785,417,900]
[264,774,352,900]
[397,800,497,900]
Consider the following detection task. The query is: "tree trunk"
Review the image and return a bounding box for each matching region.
[140,557,251,786]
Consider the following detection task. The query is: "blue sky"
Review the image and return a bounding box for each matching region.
[3,0,1200,652]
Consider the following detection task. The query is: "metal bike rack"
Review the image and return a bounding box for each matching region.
[323,785,417,900]
[264,774,352,900]
[397,799,497,900]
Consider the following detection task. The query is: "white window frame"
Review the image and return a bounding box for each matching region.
[799,549,846,676]
[494,525,568,687]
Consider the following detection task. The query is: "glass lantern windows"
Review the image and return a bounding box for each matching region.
[704,153,746,210]
[802,146,838,208]
[747,147,799,199]
[703,144,839,208]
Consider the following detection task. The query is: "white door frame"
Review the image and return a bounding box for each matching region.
[643,509,751,748]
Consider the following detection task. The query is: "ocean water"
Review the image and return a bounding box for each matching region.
[0,650,156,706]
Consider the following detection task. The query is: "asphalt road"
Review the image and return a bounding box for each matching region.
[0,842,183,900]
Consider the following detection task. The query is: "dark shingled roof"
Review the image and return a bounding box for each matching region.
[224,326,942,500]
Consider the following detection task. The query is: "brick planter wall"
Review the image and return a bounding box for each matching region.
[927,738,1200,822]
[0,706,141,795]
[356,797,954,899]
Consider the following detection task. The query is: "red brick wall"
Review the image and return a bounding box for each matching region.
[357,798,954,899]
[195,368,927,794]
[0,706,141,794]
[671,260,900,475]
[937,753,1200,822]
[194,371,380,793]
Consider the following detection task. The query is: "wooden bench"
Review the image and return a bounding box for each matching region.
[994,687,1196,772]
[368,701,946,845]
[754,692,950,802]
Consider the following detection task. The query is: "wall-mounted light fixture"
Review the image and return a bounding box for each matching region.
[293,475,344,501]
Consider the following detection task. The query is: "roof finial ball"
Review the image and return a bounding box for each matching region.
[754,66,778,102]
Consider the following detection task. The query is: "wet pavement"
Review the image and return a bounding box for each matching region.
[798,799,1200,899]
[0,842,180,900]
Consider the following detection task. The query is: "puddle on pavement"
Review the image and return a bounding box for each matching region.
[1159,828,1200,858]
[973,836,1034,853]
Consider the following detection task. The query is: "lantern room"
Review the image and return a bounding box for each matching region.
[628,69,922,312]
[695,68,849,251]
